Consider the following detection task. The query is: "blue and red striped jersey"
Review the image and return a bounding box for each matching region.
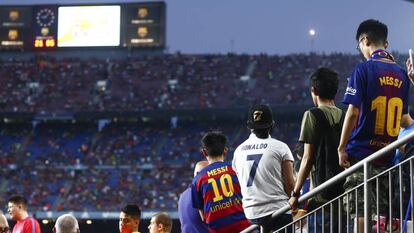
[191,161,250,233]
[343,49,410,166]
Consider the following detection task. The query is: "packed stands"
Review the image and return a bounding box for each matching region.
[0,52,410,212]
[0,53,381,113]
[0,118,300,212]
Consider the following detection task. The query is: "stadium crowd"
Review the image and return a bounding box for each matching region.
[0,53,384,113]
[0,48,412,233]
[0,120,300,212]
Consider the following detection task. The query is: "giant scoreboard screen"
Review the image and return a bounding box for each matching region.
[0,2,165,50]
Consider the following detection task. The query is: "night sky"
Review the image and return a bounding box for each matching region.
[4,0,414,55]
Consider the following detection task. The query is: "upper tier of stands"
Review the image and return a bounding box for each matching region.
[0,53,389,113]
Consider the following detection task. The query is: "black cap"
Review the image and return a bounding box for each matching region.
[247,104,275,129]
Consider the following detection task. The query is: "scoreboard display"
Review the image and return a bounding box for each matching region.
[0,7,31,49]
[57,5,121,47]
[0,2,165,50]
[123,3,165,47]
[33,6,57,49]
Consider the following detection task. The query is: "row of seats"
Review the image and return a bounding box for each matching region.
[0,120,300,212]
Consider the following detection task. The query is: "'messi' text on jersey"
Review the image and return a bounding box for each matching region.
[379,76,403,88]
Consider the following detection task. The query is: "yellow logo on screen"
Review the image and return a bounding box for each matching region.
[8,29,18,40]
[137,27,148,38]
[41,27,49,36]
[9,10,19,21]
[138,8,148,18]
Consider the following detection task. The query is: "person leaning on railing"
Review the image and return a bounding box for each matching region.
[288,67,344,231]
[337,19,413,233]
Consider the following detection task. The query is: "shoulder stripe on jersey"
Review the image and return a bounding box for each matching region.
[30,218,35,233]
[371,58,396,64]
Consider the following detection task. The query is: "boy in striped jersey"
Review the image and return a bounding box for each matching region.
[191,131,250,233]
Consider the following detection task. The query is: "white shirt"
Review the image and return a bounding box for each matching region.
[232,133,294,219]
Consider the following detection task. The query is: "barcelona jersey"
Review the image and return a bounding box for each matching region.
[191,161,250,233]
[343,49,410,166]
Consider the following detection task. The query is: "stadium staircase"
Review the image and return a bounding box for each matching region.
[53,180,73,210]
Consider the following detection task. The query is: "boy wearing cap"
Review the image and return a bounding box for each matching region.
[232,104,295,232]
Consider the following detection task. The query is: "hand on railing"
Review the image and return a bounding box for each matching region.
[288,196,298,212]
[338,148,350,168]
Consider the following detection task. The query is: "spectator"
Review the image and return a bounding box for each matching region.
[338,19,411,232]
[178,160,209,233]
[148,212,172,233]
[288,68,344,231]
[53,214,79,233]
[191,131,250,233]
[119,204,141,233]
[8,196,41,233]
[233,104,295,233]
[0,212,9,233]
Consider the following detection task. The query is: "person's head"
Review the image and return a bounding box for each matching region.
[309,67,339,105]
[148,212,172,233]
[7,196,28,221]
[356,19,388,59]
[193,160,208,177]
[247,104,274,139]
[119,204,141,233]
[0,212,10,233]
[53,214,79,233]
[201,131,228,160]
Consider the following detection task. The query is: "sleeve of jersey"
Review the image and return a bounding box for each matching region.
[281,143,294,162]
[231,150,238,173]
[191,178,203,210]
[343,65,365,108]
[298,111,317,144]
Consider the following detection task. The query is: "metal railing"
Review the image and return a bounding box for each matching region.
[241,130,414,233]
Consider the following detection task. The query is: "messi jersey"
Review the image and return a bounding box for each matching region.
[191,161,250,233]
[343,50,409,166]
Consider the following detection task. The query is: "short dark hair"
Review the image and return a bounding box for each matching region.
[201,131,227,158]
[8,196,28,209]
[356,19,388,46]
[252,127,272,139]
[310,67,339,100]
[121,204,141,220]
